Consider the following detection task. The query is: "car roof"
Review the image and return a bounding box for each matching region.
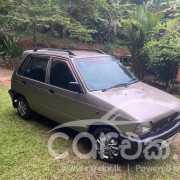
[24,48,108,59]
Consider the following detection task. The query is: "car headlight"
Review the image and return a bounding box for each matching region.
[134,122,152,135]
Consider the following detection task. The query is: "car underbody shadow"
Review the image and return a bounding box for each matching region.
[31,112,79,139]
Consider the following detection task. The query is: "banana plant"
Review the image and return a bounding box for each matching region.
[0,36,21,58]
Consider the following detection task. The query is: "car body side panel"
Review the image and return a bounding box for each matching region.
[45,86,90,132]
[85,93,137,133]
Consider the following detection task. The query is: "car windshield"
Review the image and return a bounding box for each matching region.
[74,56,138,91]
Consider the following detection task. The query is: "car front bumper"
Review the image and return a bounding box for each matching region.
[119,119,180,156]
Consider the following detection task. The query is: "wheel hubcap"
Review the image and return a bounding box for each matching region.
[96,133,119,160]
[18,101,27,116]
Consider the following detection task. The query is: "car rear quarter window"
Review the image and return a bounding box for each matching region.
[18,55,31,75]
[24,56,49,83]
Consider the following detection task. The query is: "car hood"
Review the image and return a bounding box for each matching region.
[91,82,180,123]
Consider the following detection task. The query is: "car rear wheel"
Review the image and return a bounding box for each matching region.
[17,97,32,120]
[93,127,120,163]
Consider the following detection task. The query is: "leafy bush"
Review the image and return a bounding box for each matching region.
[144,30,180,87]
[68,22,96,42]
[122,5,162,79]
[0,37,22,58]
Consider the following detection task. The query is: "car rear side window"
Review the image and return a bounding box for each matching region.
[18,55,31,75]
[24,56,49,83]
[50,60,75,90]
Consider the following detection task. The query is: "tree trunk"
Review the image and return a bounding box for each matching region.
[131,53,146,80]
[33,20,37,48]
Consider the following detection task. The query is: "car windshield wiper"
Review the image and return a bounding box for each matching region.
[102,83,128,92]
[102,78,138,92]
[128,78,138,84]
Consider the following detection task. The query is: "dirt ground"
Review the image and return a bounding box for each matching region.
[0,67,13,86]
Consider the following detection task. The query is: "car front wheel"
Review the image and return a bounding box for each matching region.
[93,127,120,163]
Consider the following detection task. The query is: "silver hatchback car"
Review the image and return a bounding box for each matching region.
[9,48,180,163]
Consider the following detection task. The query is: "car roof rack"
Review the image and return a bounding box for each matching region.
[33,47,106,56]
[33,48,76,56]
[61,48,106,54]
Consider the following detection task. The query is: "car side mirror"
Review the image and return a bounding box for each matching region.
[69,82,83,93]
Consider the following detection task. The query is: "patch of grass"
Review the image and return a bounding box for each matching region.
[1,84,180,179]
[174,95,180,99]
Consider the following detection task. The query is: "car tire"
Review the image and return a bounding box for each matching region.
[17,97,32,120]
[92,127,120,163]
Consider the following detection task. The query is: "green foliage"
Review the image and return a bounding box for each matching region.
[0,0,179,86]
[0,0,100,45]
[123,5,162,79]
[68,23,95,42]
[144,0,180,13]
[144,28,180,86]
[0,0,134,44]
[0,37,22,58]
[132,6,162,36]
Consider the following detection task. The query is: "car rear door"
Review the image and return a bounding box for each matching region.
[18,54,50,116]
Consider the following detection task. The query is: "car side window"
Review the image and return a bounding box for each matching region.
[50,60,76,90]
[24,56,49,83]
[18,55,31,75]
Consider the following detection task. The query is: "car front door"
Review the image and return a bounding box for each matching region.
[45,57,88,128]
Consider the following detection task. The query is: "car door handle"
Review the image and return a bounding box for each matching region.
[49,89,55,95]
[22,81,26,85]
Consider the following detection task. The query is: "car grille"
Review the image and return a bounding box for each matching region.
[152,112,180,133]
